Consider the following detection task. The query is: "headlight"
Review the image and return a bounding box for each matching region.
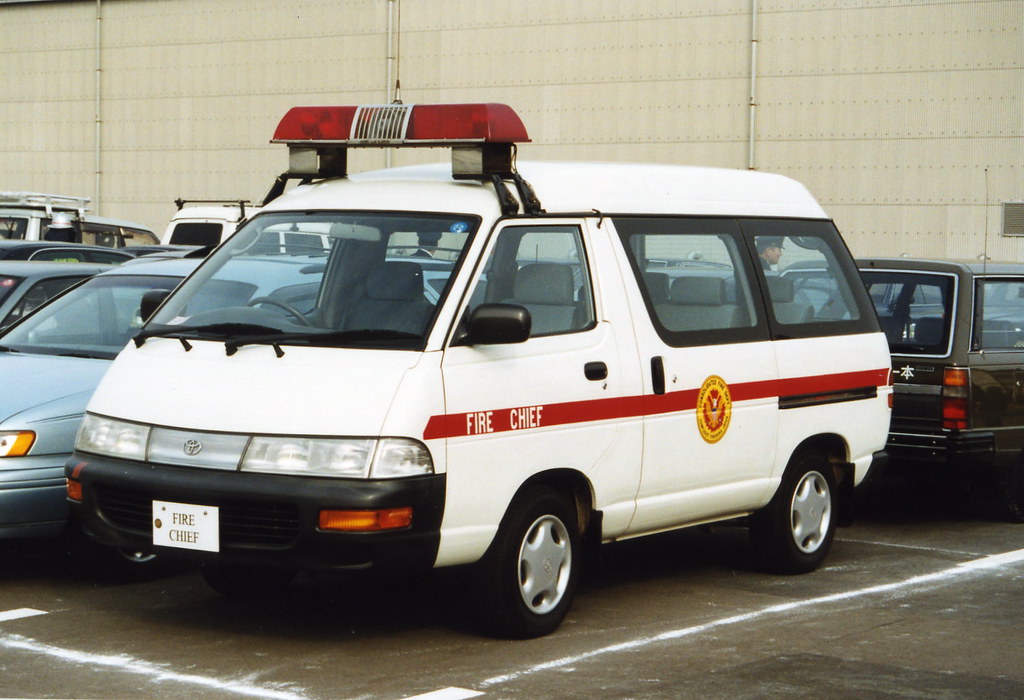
[0,431,35,457]
[76,414,149,460]
[242,437,376,477]
[241,437,433,478]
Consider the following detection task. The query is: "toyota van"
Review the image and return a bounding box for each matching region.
[67,103,891,638]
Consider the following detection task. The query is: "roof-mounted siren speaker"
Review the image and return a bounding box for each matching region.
[271,103,530,180]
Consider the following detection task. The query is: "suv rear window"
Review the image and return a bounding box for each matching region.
[169,222,223,246]
[861,270,955,355]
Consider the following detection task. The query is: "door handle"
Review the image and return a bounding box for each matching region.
[584,361,608,381]
[651,356,666,395]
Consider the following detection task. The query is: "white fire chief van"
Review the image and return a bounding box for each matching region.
[67,103,891,638]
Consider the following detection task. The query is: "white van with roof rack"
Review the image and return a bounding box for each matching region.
[0,191,157,248]
[67,103,891,638]
[161,199,259,247]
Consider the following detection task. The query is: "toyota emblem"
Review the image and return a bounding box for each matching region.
[183,439,203,456]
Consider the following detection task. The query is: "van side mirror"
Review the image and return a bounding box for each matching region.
[139,289,172,321]
[463,303,531,345]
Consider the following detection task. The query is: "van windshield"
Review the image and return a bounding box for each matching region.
[144,212,478,350]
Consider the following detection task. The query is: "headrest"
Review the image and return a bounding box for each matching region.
[766,276,795,303]
[365,261,423,301]
[669,276,725,305]
[513,263,574,305]
[644,272,670,303]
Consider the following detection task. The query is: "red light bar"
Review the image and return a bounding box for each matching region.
[272,103,529,146]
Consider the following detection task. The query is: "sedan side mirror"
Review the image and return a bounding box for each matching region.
[139,288,172,322]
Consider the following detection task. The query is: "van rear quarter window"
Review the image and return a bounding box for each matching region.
[614,216,875,346]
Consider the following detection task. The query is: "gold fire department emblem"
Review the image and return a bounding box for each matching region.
[697,375,732,443]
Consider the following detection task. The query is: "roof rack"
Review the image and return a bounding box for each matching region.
[174,199,254,220]
[0,191,90,215]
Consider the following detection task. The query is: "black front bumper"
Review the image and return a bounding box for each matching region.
[886,430,996,469]
[66,452,446,574]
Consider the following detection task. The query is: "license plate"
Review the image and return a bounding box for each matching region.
[152,500,220,552]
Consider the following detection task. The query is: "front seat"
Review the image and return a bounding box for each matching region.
[504,263,579,336]
[343,261,432,335]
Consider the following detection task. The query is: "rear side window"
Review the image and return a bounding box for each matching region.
[81,223,159,248]
[615,217,765,346]
[0,217,28,240]
[976,278,1024,351]
[29,249,88,262]
[860,270,955,355]
[0,276,86,327]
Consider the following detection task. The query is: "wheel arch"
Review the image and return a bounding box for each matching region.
[506,468,594,539]
[788,432,855,527]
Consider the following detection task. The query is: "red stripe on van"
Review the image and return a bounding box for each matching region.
[422,367,889,440]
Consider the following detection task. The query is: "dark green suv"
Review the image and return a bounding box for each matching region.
[859,257,1024,521]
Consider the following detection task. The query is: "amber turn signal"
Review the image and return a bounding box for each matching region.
[318,507,413,532]
[66,478,83,502]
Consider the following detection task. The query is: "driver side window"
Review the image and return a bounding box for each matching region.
[468,225,595,337]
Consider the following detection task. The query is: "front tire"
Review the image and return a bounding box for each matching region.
[751,450,837,574]
[474,486,581,639]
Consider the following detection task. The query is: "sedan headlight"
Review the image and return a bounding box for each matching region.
[76,414,150,460]
[241,436,433,478]
[0,431,35,457]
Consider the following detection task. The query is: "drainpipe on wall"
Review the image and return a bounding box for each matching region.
[94,0,102,211]
[748,0,759,170]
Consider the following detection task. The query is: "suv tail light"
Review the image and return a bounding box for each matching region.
[941,367,969,430]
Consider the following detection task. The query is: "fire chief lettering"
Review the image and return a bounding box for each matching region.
[697,375,731,443]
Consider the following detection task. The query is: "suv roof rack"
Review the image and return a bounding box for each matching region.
[0,191,90,215]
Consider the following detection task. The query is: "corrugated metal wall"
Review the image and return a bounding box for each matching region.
[0,0,1020,259]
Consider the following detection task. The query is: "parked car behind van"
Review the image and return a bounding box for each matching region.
[859,257,1024,521]
[0,259,197,552]
[0,261,112,330]
[0,240,134,264]
[68,103,892,638]
[0,192,158,248]
[161,199,258,246]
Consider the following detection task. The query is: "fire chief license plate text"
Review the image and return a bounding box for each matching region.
[152,500,219,552]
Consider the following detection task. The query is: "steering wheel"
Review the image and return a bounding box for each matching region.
[246,297,312,326]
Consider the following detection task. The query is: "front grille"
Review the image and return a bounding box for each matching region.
[96,485,300,547]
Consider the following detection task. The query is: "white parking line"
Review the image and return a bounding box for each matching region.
[479,546,1024,688]
[402,688,483,700]
[0,633,309,700]
[0,608,47,623]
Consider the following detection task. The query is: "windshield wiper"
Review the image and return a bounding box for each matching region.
[223,328,421,356]
[133,323,287,348]
[0,345,19,354]
[57,351,113,360]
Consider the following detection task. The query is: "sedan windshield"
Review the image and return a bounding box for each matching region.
[145,212,478,350]
[0,274,182,359]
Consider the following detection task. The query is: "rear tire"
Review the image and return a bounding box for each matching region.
[751,450,837,574]
[474,486,581,639]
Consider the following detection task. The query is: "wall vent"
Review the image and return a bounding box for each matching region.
[1003,202,1024,237]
